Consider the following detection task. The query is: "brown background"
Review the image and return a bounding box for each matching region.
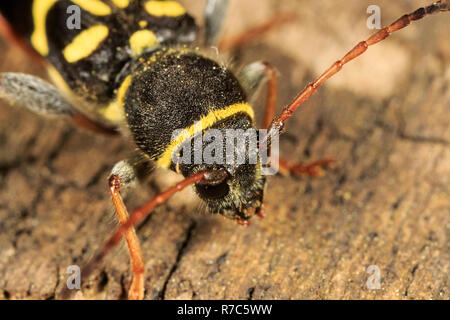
[0,0,448,299]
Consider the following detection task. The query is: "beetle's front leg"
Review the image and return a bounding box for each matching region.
[278,158,337,177]
[108,159,152,300]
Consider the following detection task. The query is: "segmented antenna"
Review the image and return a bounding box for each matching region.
[266,1,449,141]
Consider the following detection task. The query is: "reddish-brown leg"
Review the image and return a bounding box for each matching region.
[218,13,296,52]
[71,112,119,136]
[109,175,145,300]
[266,2,450,139]
[0,14,46,66]
[278,158,337,178]
[261,62,278,130]
[61,171,212,299]
[260,63,336,178]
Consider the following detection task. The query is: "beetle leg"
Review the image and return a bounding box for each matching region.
[108,158,154,300]
[278,158,337,178]
[61,170,211,300]
[240,63,335,177]
[0,14,46,66]
[218,13,296,52]
[237,61,277,125]
[0,72,117,135]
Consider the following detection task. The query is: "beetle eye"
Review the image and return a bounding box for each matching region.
[196,180,229,200]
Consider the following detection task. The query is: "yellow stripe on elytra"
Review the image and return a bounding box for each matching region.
[98,75,132,123]
[71,0,112,16]
[117,75,132,107]
[144,1,186,17]
[100,101,125,123]
[63,25,109,63]
[47,65,72,96]
[111,0,130,8]
[98,102,121,123]
[129,30,158,56]
[156,103,255,168]
[31,0,58,56]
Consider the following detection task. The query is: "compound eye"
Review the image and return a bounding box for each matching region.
[196,170,229,200]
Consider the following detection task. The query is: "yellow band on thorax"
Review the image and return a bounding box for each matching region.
[156,103,255,168]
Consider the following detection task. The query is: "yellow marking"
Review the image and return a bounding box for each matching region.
[47,65,72,96]
[144,1,186,17]
[129,30,159,56]
[98,75,132,123]
[139,20,148,28]
[156,103,255,168]
[112,0,129,8]
[31,0,58,56]
[117,75,132,107]
[71,0,112,16]
[63,25,109,63]
[99,101,125,123]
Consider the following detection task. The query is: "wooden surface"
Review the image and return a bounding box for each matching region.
[0,0,448,300]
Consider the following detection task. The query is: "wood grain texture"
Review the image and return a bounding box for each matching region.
[0,0,448,300]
